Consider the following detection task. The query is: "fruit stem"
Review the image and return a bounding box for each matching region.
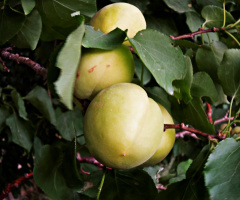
[96,169,106,200]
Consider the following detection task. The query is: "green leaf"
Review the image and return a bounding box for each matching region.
[156,145,210,200]
[169,159,193,184]
[186,12,219,42]
[21,0,36,15]
[173,39,201,50]
[145,87,171,115]
[55,108,84,142]
[171,97,215,134]
[218,49,240,102]
[163,0,195,13]
[101,169,157,200]
[191,72,218,102]
[130,30,186,95]
[24,86,56,125]
[173,56,193,104]
[82,26,127,50]
[0,6,25,45]
[201,5,235,28]
[204,138,240,200]
[33,144,83,200]
[0,106,11,132]
[196,41,228,81]
[54,19,85,110]
[6,113,33,152]
[196,0,222,7]
[11,89,28,120]
[9,9,42,50]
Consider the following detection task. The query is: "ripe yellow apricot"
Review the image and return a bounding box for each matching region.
[84,83,164,169]
[141,104,175,167]
[74,45,134,99]
[90,3,146,46]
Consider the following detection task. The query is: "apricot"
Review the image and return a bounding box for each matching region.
[90,3,146,46]
[84,83,164,169]
[74,45,134,99]
[142,104,176,167]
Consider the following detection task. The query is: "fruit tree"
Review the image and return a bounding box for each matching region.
[0,0,240,200]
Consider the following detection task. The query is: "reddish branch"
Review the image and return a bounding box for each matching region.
[165,123,225,140]
[0,173,33,200]
[214,110,234,125]
[76,153,112,171]
[170,27,220,40]
[0,47,47,79]
[206,102,213,123]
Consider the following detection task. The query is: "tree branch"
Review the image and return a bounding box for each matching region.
[214,110,234,125]
[164,123,225,140]
[170,27,220,40]
[0,47,47,79]
[0,173,33,200]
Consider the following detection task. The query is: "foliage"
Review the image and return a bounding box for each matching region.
[0,0,240,199]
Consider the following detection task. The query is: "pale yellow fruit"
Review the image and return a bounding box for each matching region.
[141,104,175,167]
[74,45,134,99]
[90,3,146,46]
[84,83,164,169]
[231,126,240,135]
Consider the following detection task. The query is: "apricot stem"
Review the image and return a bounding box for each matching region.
[96,170,106,200]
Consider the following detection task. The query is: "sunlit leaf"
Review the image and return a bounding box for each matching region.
[54,18,85,110]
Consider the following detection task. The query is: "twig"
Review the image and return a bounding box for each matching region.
[76,153,112,171]
[176,131,200,139]
[0,48,47,79]
[0,173,33,200]
[206,102,213,123]
[170,27,220,40]
[156,184,167,190]
[164,123,225,140]
[0,56,10,72]
[214,110,234,125]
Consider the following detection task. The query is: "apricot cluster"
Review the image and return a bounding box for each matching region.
[74,3,176,169]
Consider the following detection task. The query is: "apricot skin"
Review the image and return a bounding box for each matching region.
[90,3,146,46]
[84,83,164,169]
[141,104,176,167]
[74,45,134,100]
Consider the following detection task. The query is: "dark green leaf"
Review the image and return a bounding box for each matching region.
[37,0,96,28]
[10,9,42,50]
[171,97,215,134]
[173,39,201,50]
[145,87,171,115]
[6,113,33,152]
[163,0,195,13]
[196,41,228,81]
[218,49,240,102]
[201,5,235,28]
[82,26,127,50]
[196,0,222,7]
[56,107,84,142]
[134,56,151,86]
[54,19,85,110]
[34,144,83,200]
[130,30,186,95]
[101,169,157,200]
[173,56,193,104]
[145,15,178,36]
[110,0,150,12]
[11,89,28,120]
[0,6,25,45]
[24,86,56,125]
[156,145,210,200]
[0,106,11,132]
[191,72,218,102]
[204,138,240,200]
[21,0,36,15]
